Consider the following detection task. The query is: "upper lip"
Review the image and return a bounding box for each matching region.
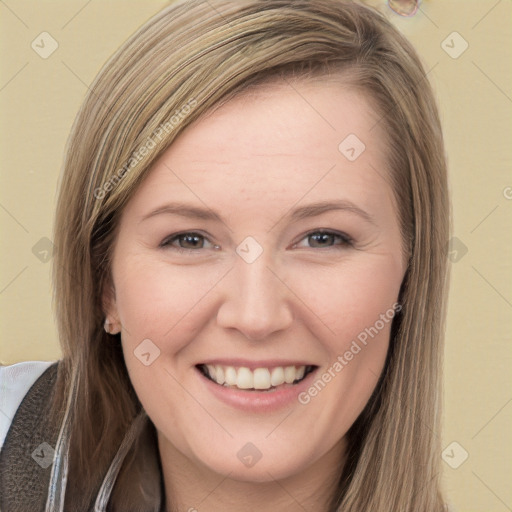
[196,359,317,371]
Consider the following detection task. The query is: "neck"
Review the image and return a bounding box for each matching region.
[157,432,346,512]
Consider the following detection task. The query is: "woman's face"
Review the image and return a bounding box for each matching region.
[106,80,406,483]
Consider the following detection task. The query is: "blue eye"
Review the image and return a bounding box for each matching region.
[295,230,353,249]
[160,229,352,254]
[160,232,216,252]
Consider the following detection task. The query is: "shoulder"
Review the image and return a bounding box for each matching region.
[0,361,56,451]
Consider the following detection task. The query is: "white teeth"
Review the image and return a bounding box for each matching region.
[284,365,297,384]
[237,367,253,389]
[202,364,310,390]
[206,365,216,380]
[270,367,285,386]
[253,368,271,390]
[215,365,225,385]
[225,366,237,386]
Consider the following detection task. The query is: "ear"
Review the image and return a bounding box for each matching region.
[102,273,121,335]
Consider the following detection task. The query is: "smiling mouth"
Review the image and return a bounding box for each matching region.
[196,364,317,391]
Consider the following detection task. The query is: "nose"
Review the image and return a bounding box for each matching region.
[216,253,294,341]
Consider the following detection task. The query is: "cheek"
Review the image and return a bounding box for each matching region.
[292,255,402,348]
[293,258,402,432]
[113,256,228,346]
[113,257,221,428]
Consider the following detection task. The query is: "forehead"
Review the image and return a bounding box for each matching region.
[126,80,392,218]
[177,80,383,166]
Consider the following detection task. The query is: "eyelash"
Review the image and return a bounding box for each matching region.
[159,230,353,254]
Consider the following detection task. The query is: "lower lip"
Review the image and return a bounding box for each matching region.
[196,367,318,413]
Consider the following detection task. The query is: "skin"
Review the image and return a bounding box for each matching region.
[105,79,407,511]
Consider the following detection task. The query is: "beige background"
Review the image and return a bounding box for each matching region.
[1,1,511,510]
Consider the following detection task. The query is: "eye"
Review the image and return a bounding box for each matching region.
[293,230,353,250]
[160,229,352,254]
[160,232,218,253]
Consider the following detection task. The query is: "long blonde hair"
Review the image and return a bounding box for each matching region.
[52,1,450,510]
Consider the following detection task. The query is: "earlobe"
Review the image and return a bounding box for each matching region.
[102,276,121,335]
[104,318,121,335]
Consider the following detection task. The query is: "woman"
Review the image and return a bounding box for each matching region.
[0,0,450,510]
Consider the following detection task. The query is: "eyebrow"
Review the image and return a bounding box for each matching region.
[140,199,376,226]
